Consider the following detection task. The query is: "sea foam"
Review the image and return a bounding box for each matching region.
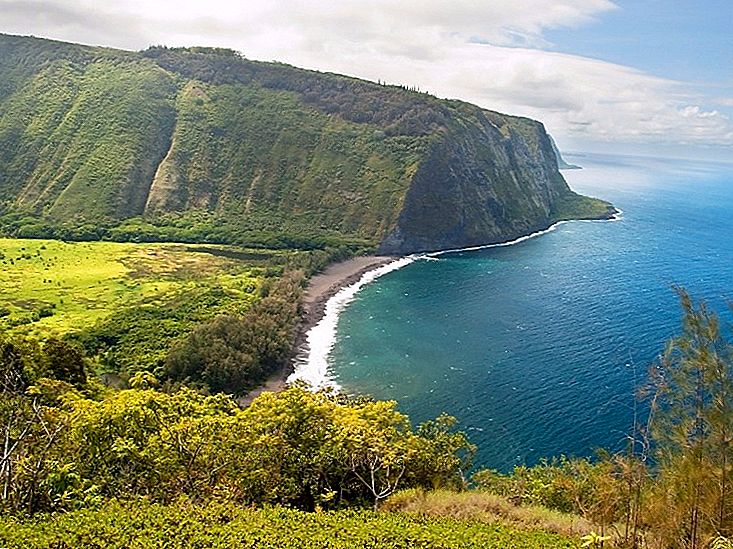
[427,222,569,257]
[288,255,417,389]
[289,216,620,390]
[428,214,621,257]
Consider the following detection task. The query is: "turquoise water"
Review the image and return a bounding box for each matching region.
[329,153,733,471]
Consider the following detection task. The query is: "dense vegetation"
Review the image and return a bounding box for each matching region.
[164,271,303,393]
[0,332,576,547]
[2,288,733,548]
[0,34,612,254]
[0,500,578,549]
[0,237,354,393]
[0,370,472,514]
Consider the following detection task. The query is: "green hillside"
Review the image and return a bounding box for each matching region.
[0,34,613,254]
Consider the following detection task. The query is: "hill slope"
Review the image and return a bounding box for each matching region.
[0,34,614,254]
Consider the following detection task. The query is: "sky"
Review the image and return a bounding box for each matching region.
[1,0,731,160]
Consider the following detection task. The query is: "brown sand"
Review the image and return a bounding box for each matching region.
[239,255,396,405]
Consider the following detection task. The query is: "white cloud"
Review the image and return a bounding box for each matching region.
[1,0,731,150]
[714,97,733,108]
[0,1,149,49]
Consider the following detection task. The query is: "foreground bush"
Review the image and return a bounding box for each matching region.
[0,385,473,514]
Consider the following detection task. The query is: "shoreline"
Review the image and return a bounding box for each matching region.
[428,210,622,257]
[241,210,622,404]
[290,255,399,374]
[239,255,397,404]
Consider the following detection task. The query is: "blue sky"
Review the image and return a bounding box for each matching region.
[548,1,731,81]
[548,1,732,113]
[1,0,731,159]
[544,0,732,156]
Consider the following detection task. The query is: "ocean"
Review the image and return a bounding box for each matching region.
[296,153,733,471]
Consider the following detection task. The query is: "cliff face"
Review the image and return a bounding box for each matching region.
[0,34,613,252]
[380,110,577,254]
[548,134,581,170]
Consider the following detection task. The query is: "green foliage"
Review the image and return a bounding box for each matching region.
[0,239,259,336]
[712,537,733,549]
[0,34,436,248]
[0,237,351,390]
[0,385,473,515]
[42,338,86,387]
[643,289,733,547]
[0,34,610,253]
[73,282,259,375]
[473,457,607,515]
[128,371,158,390]
[0,49,176,219]
[551,191,616,222]
[0,499,578,548]
[580,532,611,548]
[139,79,427,245]
[0,238,279,378]
[165,272,304,393]
[0,336,28,394]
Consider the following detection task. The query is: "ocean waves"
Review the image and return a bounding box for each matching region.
[327,154,733,470]
[288,255,418,389]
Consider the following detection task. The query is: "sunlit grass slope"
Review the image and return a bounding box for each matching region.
[0,238,263,337]
[0,238,284,372]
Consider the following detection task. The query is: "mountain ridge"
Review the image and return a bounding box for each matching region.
[0,34,614,254]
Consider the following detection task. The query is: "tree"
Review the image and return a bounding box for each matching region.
[0,337,69,513]
[412,414,475,490]
[0,337,30,506]
[335,400,420,511]
[648,289,733,547]
[165,271,302,394]
[0,338,27,395]
[61,388,237,502]
[235,387,344,509]
[43,338,86,387]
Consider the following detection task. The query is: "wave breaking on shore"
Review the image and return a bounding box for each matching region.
[289,214,622,390]
[428,213,622,257]
[288,255,417,389]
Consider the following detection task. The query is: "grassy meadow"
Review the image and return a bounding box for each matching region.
[0,238,266,336]
[0,238,287,373]
[0,500,580,549]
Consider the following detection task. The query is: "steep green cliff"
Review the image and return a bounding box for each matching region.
[379,105,612,253]
[0,34,614,254]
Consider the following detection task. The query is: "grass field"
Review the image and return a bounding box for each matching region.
[0,238,270,340]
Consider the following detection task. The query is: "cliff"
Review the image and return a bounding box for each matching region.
[0,34,614,254]
[379,106,610,253]
[548,135,582,170]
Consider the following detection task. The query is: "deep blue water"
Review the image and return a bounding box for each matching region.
[329,153,733,471]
